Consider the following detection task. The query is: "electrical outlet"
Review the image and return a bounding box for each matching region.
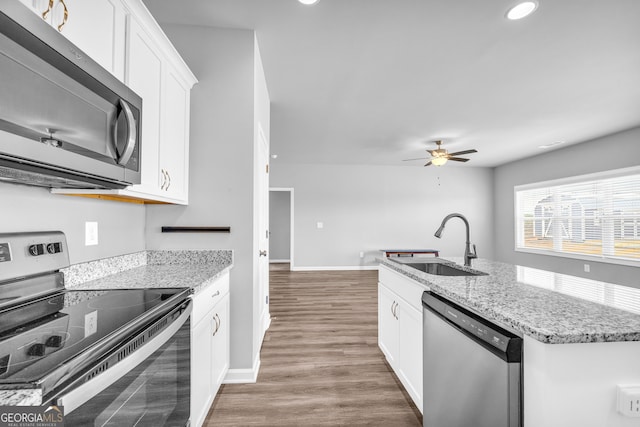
[359,251,365,258]
[316,222,324,229]
[617,385,640,417]
[584,264,590,273]
[84,311,98,338]
[85,222,98,246]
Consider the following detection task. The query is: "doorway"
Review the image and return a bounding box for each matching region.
[269,188,294,270]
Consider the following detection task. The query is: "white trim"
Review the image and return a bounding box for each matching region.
[292,265,379,271]
[223,353,261,384]
[269,259,291,263]
[261,313,271,342]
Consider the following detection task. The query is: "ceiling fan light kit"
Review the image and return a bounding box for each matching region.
[431,157,448,166]
[402,140,478,167]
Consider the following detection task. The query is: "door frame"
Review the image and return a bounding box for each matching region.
[269,187,295,270]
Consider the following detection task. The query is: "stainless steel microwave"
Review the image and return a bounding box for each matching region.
[0,1,142,189]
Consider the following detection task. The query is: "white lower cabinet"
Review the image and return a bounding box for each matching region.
[191,272,230,427]
[378,265,424,413]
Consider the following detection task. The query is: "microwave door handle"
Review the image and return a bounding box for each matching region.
[56,305,189,414]
[116,99,137,166]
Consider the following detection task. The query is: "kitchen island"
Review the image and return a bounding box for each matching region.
[378,256,640,427]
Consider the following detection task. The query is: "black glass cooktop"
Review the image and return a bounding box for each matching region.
[0,288,189,384]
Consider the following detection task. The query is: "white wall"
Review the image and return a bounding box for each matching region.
[270,163,494,269]
[144,25,266,374]
[493,126,640,288]
[0,183,145,264]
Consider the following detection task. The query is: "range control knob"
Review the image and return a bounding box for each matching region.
[28,244,45,256]
[46,242,63,254]
[27,343,46,357]
[45,335,63,348]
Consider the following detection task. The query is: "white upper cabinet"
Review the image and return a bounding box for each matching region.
[121,13,193,204]
[18,0,127,80]
[159,67,191,201]
[125,16,162,196]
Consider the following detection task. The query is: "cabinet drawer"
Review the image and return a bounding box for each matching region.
[379,265,426,311]
[192,272,230,324]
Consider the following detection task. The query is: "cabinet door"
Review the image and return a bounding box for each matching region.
[159,66,190,202]
[398,301,423,412]
[19,0,126,79]
[191,312,214,427]
[211,293,230,395]
[55,0,126,79]
[378,283,399,367]
[125,16,162,196]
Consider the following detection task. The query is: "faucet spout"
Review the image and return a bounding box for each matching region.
[433,213,477,267]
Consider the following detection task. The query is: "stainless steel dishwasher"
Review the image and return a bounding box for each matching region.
[422,291,523,427]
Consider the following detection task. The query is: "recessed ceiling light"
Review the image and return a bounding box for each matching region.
[298,0,320,5]
[506,1,538,20]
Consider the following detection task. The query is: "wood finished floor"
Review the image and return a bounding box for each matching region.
[204,266,422,426]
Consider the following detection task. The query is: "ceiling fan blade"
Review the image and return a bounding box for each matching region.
[402,157,426,161]
[448,149,477,156]
[424,161,433,167]
[448,157,470,162]
[428,150,438,156]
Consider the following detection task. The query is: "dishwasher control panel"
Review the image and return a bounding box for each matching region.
[423,291,522,362]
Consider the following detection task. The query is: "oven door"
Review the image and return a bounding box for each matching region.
[56,300,191,427]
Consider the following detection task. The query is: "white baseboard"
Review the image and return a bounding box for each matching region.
[291,265,379,271]
[223,353,261,384]
[270,259,290,263]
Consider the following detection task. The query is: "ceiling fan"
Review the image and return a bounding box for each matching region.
[403,140,478,166]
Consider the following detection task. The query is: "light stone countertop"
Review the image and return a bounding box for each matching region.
[380,256,640,344]
[63,250,233,293]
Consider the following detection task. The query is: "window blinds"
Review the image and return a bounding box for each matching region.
[515,169,640,264]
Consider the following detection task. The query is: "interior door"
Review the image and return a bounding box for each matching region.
[257,124,270,340]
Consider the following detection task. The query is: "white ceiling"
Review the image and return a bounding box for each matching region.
[143,0,640,167]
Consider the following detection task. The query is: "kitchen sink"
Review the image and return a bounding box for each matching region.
[404,262,487,276]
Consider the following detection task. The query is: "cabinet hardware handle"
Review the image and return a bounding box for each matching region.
[166,170,171,190]
[259,250,267,257]
[56,0,68,32]
[160,169,168,190]
[212,313,220,336]
[42,0,54,20]
[211,290,220,298]
[392,301,399,320]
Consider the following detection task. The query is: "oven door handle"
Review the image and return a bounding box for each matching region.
[56,302,191,414]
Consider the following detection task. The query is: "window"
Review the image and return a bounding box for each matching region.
[515,167,640,266]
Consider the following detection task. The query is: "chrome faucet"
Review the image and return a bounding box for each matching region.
[434,213,477,267]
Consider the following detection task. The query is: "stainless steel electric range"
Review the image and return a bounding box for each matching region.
[0,231,191,426]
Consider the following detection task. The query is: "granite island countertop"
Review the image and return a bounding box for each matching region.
[63,250,233,293]
[379,257,640,344]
